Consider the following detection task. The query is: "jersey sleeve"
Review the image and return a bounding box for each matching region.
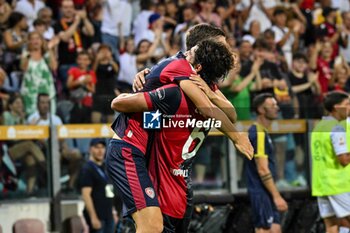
[159,59,195,84]
[79,165,94,188]
[330,124,349,156]
[145,84,182,115]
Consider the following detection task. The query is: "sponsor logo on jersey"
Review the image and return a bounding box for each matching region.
[143,110,162,129]
[170,168,189,177]
[145,187,155,199]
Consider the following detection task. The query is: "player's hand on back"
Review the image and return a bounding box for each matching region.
[132,68,150,92]
[234,132,254,160]
[273,196,288,212]
[189,74,215,99]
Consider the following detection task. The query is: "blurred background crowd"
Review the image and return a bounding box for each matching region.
[0,0,349,198]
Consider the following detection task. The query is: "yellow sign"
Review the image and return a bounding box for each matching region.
[209,119,307,136]
[0,126,49,140]
[57,124,114,139]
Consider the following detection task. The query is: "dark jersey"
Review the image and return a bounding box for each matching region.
[79,162,114,221]
[244,123,277,193]
[111,52,197,154]
[144,84,212,219]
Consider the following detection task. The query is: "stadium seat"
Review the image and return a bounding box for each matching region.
[62,215,84,233]
[12,218,45,233]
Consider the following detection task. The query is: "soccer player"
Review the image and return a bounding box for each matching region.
[312,91,350,233]
[107,39,240,233]
[108,41,233,232]
[244,93,288,233]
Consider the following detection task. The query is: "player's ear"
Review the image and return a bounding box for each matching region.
[194,64,202,72]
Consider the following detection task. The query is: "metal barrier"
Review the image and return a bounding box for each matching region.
[0,120,310,231]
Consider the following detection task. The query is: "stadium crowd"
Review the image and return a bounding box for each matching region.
[0,0,350,231]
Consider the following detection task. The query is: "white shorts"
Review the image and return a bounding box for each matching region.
[317,192,350,218]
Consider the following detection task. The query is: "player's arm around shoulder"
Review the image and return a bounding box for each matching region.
[111,92,151,113]
[330,124,350,167]
[189,74,237,123]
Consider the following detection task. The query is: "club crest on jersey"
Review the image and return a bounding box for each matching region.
[143,110,162,129]
[145,187,155,199]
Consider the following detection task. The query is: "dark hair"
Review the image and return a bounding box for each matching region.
[136,39,151,54]
[37,93,49,103]
[293,52,308,62]
[324,91,349,112]
[97,44,112,53]
[194,40,233,84]
[8,12,25,28]
[7,93,23,106]
[77,50,90,59]
[253,37,270,50]
[263,28,275,38]
[252,93,274,114]
[140,0,154,10]
[33,19,46,27]
[273,8,286,17]
[186,23,226,50]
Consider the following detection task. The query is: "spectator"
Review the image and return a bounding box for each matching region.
[245,93,288,233]
[174,4,198,52]
[3,93,46,195]
[310,40,334,96]
[91,44,118,123]
[79,138,115,233]
[133,0,155,48]
[271,8,300,68]
[339,12,350,64]
[2,12,28,73]
[101,0,132,60]
[14,0,45,27]
[316,7,340,58]
[311,91,350,233]
[54,0,94,94]
[36,7,55,40]
[242,20,261,45]
[27,93,82,192]
[289,53,321,119]
[117,35,163,91]
[237,0,276,33]
[331,63,350,92]
[196,0,221,27]
[263,29,288,72]
[164,0,180,32]
[135,13,170,60]
[0,0,12,30]
[20,31,58,116]
[219,56,263,121]
[67,51,96,123]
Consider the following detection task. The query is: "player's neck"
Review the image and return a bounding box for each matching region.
[257,116,271,129]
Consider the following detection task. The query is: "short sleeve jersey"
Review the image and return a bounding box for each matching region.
[244,123,277,193]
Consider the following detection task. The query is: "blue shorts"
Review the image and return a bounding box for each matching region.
[106,139,159,217]
[249,191,280,229]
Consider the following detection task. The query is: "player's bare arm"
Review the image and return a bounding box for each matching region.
[255,156,288,212]
[179,79,253,160]
[111,93,150,113]
[189,74,237,123]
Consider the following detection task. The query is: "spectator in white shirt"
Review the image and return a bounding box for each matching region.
[101,0,132,61]
[14,0,45,27]
[237,0,276,33]
[133,0,155,48]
